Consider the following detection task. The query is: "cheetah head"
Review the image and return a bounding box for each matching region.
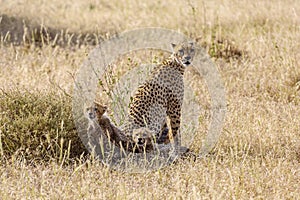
[132,127,155,148]
[171,41,195,67]
[84,101,107,120]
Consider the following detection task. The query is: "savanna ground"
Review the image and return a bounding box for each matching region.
[0,0,300,199]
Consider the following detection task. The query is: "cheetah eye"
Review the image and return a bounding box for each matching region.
[94,107,98,112]
[178,49,184,55]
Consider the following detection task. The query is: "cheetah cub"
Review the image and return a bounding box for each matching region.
[84,101,129,144]
[84,101,151,152]
[122,41,195,148]
[84,101,107,132]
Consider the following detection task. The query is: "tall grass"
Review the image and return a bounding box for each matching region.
[0,0,299,199]
[0,88,86,162]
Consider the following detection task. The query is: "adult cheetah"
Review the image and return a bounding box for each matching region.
[122,41,195,147]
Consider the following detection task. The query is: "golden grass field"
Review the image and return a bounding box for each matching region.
[0,0,300,199]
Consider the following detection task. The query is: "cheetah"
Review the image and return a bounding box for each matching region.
[122,41,195,147]
[84,101,132,150]
[84,101,163,152]
[84,101,107,132]
[84,101,190,155]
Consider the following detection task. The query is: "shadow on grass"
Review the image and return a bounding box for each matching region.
[0,14,247,62]
[0,14,104,47]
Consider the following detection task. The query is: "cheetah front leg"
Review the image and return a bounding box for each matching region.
[157,122,170,144]
[167,105,182,147]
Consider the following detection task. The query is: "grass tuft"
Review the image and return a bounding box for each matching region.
[0,88,86,162]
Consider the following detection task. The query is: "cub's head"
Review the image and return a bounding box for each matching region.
[132,127,155,148]
[84,101,107,120]
[171,41,195,67]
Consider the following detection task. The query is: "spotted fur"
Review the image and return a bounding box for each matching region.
[122,41,195,147]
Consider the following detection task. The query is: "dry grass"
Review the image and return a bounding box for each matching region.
[0,0,300,199]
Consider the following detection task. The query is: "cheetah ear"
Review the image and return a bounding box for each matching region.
[93,101,100,106]
[103,105,108,111]
[171,43,177,50]
[94,101,108,111]
[189,41,194,46]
